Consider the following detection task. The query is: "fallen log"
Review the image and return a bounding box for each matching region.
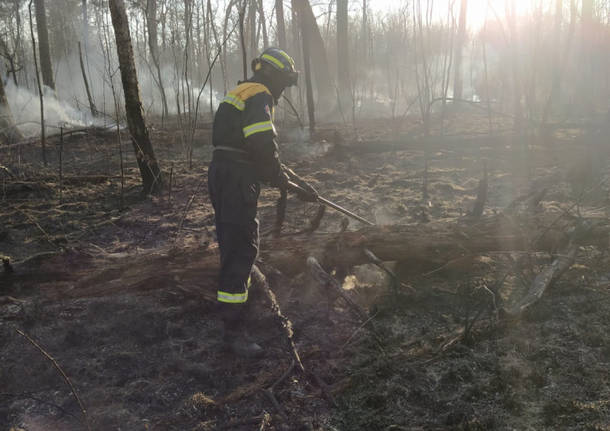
[264,213,608,275]
[13,212,607,300]
[503,245,578,317]
[307,257,369,322]
[326,133,517,156]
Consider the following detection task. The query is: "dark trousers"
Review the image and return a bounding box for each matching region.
[208,158,260,330]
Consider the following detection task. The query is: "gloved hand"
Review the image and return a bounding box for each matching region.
[294,181,318,202]
[275,170,290,191]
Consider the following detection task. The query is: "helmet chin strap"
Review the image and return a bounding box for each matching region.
[268,83,287,104]
[253,67,290,104]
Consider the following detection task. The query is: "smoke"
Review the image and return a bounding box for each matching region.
[5,43,220,138]
[373,206,399,225]
[5,81,105,137]
[137,62,222,116]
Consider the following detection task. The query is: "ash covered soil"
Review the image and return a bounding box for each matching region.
[1,113,609,430]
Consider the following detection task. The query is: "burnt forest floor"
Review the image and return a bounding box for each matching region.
[1,110,609,430]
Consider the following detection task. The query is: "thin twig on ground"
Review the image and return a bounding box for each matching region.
[15,329,91,431]
[175,177,205,242]
[252,265,337,407]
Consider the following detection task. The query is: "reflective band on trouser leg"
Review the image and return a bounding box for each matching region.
[217,275,252,304]
[217,290,248,304]
[243,121,273,138]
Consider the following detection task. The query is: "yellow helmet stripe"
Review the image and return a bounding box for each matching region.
[276,50,295,68]
[262,53,285,70]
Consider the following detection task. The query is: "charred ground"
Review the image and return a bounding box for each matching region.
[1,112,609,430]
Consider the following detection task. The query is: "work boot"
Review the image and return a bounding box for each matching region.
[223,331,264,358]
[218,297,264,358]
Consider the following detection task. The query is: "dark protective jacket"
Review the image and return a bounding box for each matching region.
[212,80,283,186]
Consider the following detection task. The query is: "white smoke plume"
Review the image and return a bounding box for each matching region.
[4,43,219,138]
[5,81,105,137]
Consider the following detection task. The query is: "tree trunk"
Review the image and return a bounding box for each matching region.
[0,38,19,87]
[13,0,25,87]
[293,0,333,106]
[146,0,169,118]
[542,0,574,128]
[257,0,268,48]
[109,0,163,195]
[361,0,368,61]
[29,0,46,165]
[336,0,350,110]
[275,0,286,50]
[297,0,316,132]
[239,0,248,80]
[579,0,594,113]
[34,0,55,92]
[249,0,257,56]
[506,0,523,132]
[453,0,467,100]
[0,76,24,144]
[82,0,89,52]
[78,41,97,116]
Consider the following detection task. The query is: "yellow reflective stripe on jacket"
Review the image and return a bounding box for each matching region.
[235,82,271,99]
[222,93,245,111]
[243,121,273,138]
[217,290,248,304]
[262,53,285,70]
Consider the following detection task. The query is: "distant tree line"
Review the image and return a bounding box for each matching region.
[0,0,608,191]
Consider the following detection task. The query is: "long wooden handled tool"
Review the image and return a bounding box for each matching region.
[287,180,375,226]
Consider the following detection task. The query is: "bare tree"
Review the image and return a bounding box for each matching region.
[0,35,19,87]
[275,0,287,49]
[453,0,467,100]
[0,73,23,144]
[361,0,368,60]
[28,0,46,165]
[238,0,247,79]
[2,0,26,87]
[257,0,268,48]
[109,0,163,195]
[337,0,351,110]
[541,0,568,126]
[82,0,89,51]
[579,0,595,112]
[248,0,257,55]
[78,41,96,116]
[295,0,315,131]
[146,0,169,119]
[293,0,333,106]
[506,0,524,132]
[34,0,55,92]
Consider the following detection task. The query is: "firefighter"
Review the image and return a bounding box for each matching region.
[208,47,317,357]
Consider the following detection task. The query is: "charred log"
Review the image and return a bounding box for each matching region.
[27,212,608,302]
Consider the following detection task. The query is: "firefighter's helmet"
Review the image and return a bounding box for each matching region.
[253,47,298,87]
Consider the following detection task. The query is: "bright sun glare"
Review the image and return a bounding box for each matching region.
[369,0,538,30]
